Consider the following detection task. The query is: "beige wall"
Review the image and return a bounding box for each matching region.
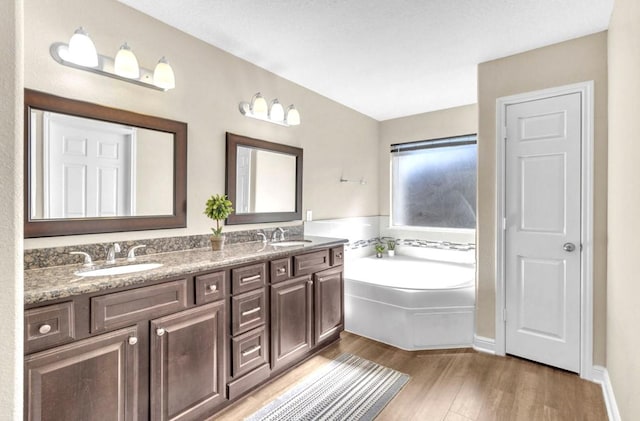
[378,104,478,215]
[0,0,24,417]
[23,0,379,249]
[607,0,640,418]
[477,32,608,365]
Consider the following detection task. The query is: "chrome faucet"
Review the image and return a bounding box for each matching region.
[271,227,288,242]
[127,244,146,261]
[70,251,93,267]
[106,243,121,264]
[256,232,267,243]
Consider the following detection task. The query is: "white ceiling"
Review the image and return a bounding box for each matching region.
[119,0,613,121]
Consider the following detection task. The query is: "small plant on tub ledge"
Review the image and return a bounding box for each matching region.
[374,243,386,258]
[204,194,234,251]
[387,239,396,257]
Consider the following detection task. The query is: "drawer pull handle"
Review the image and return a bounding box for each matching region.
[242,307,261,317]
[128,336,138,345]
[241,274,262,283]
[242,345,261,357]
[207,284,218,292]
[38,324,52,335]
[277,267,286,274]
[156,328,166,337]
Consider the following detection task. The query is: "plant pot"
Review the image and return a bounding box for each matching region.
[210,235,225,251]
[388,250,395,257]
[376,252,383,258]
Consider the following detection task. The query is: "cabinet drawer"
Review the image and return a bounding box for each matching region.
[330,246,344,267]
[293,250,330,276]
[195,271,226,304]
[231,288,266,335]
[232,263,266,294]
[91,279,188,333]
[231,326,269,379]
[25,301,75,354]
[270,258,291,284]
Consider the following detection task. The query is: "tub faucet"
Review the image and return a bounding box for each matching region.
[106,243,121,264]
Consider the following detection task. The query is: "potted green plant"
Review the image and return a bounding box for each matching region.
[387,239,396,257]
[204,194,234,251]
[374,243,385,258]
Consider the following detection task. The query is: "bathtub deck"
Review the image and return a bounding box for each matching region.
[214,331,607,421]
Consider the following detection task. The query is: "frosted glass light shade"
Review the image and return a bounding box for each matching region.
[251,93,268,118]
[114,43,140,79]
[285,105,301,126]
[153,57,175,90]
[269,99,285,122]
[68,27,98,67]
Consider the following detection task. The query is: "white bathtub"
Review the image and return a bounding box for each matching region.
[344,254,475,350]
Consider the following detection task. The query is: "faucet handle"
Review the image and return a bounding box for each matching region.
[279,229,288,241]
[256,232,267,243]
[127,244,146,261]
[70,251,93,267]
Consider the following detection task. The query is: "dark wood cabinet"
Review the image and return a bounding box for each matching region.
[314,267,344,345]
[24,326,139,421]
[25,242,345,420]
[270,275,314,371]
[150,301,227,421]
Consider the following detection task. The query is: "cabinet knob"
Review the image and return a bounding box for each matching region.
[128,336,138,345]
[38,324,52,335]
[156,328,166,336]
[336,253,343,259]
[207,284,217,292]
[277,267,286,274]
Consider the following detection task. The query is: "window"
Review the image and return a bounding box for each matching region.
[391,134,477,229]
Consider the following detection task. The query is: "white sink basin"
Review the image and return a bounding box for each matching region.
[270,240,312,247]
[75,262,163,277]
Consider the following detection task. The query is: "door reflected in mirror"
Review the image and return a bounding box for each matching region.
[29,109,174,220]
[235,146,296,214]
[24,89,187,238]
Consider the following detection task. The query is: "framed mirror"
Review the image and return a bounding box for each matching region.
[24,89,187,237]
[226,132,303,225]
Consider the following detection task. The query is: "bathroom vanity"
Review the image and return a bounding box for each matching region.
[23,237,345,420]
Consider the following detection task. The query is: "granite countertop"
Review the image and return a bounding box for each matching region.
[25,236,347,305]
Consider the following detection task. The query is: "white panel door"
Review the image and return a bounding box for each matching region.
[45,113,133,218]
[505,93,581,372]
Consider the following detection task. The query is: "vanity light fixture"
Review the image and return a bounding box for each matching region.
[239,92,301,127]
[50,27,176,91]
[114,42,140,79]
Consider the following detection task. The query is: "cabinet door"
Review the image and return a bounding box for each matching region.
[150,301,226,421]
[24,326,139,421]
[314,267,344,345]
[270,276,313,371]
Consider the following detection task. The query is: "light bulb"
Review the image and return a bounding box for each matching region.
[67,27,98,67]
[269,99,285,122]
[114,42,140,79]
[251,93,268,118]
[285,105,301,126]
[153,57,175,90]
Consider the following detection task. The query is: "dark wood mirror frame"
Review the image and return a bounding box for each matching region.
[226,132,303,225]
[24,89,188,238]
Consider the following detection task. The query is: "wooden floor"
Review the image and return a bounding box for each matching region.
[213,332,607,421]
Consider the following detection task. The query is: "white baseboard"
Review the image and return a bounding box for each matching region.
[472,335,495,355]
[592,365,621,421]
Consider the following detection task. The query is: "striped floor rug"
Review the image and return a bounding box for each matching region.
[245,353,410,421]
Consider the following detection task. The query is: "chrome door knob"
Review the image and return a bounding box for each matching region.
[563,242,576,252]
